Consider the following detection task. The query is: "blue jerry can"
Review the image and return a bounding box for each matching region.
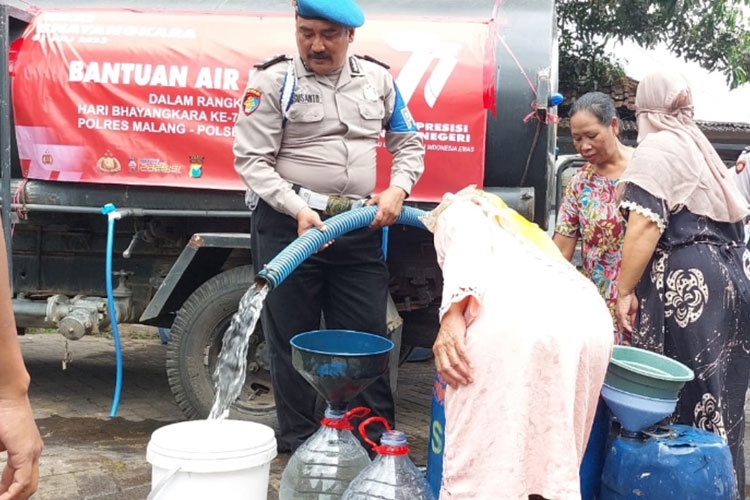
[600,424,737,500]
[580,399,611,500]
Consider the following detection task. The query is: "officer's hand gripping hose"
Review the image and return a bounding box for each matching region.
[255,205,427,289]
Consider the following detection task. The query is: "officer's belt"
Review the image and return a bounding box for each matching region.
[293,185,366,216]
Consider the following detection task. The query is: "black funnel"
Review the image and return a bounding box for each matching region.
[291,330,394,410]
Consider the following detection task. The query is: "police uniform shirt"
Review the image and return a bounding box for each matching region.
[233,55,425,218]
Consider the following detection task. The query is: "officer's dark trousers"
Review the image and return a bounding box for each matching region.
[251,199,395,453]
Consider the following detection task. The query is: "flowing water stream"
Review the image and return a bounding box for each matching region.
[208,283,269,420]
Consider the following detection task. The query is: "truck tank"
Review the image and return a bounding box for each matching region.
[1,0,558,421]
[5,0,558,223]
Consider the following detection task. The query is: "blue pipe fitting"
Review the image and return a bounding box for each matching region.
[255,206,427,289]
[102,203,124,417]
[549,92,564,107]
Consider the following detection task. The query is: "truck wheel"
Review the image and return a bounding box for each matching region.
[166,265,277,428]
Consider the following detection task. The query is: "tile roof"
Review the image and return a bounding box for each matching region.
[562,76,750,133]
[557,118,750,134]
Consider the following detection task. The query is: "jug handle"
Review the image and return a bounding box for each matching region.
[358,416,391,451]
[358,416,410,455]
[321,406,371,430]
[345,407,371,421]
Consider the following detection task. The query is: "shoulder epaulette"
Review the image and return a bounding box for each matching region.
[254,54,290,70]
[355,54,390,70]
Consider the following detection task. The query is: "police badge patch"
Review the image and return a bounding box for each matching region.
[243,88,262,115]
[363,83,379,102]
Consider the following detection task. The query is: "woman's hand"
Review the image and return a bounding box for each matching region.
[433,307,473,389]
[0,395,42,500]
[616,291,639,334]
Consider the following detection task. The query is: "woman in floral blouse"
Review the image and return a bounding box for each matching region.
[554,92,633,341]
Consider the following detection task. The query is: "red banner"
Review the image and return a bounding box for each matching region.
[12,9,490,201]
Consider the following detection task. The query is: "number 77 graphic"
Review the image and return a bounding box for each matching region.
[386,34,461,109]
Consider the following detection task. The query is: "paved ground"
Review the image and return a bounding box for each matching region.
[5,331,433,500]
[4,331,750,499]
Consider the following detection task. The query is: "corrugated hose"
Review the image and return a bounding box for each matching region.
[255,205,427,289]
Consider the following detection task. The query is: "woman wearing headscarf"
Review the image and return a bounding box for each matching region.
[423,186,613,500]
[615,71,750,493]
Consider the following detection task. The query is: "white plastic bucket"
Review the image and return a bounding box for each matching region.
[146,419,277,500]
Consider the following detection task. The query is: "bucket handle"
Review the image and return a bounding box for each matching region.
[147,467,181,500]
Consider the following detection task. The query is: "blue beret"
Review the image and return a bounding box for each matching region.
[294,0,365,28]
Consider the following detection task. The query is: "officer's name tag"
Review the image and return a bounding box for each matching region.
[292,94,321,104]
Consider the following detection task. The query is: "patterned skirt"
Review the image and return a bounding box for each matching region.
[632,242,750,496]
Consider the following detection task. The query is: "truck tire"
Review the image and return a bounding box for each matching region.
[166,265,277,428]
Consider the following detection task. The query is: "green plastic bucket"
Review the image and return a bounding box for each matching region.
[604,346,695,399]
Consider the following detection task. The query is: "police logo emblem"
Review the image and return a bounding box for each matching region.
[42,150,53,166]
[96,150,121,174]
[738,159,747,174]
[243,88,262,116]
[189,154,205,178]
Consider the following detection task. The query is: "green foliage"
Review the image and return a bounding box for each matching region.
[558,0,750,95]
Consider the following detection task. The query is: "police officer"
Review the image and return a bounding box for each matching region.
[233,0,424,452]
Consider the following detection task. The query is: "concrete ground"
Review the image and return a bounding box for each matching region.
[5,331,433,500]
[3,331,749,499]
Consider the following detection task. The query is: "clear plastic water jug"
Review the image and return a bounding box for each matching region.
[342,417,435,500]
[279,407,371,500]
